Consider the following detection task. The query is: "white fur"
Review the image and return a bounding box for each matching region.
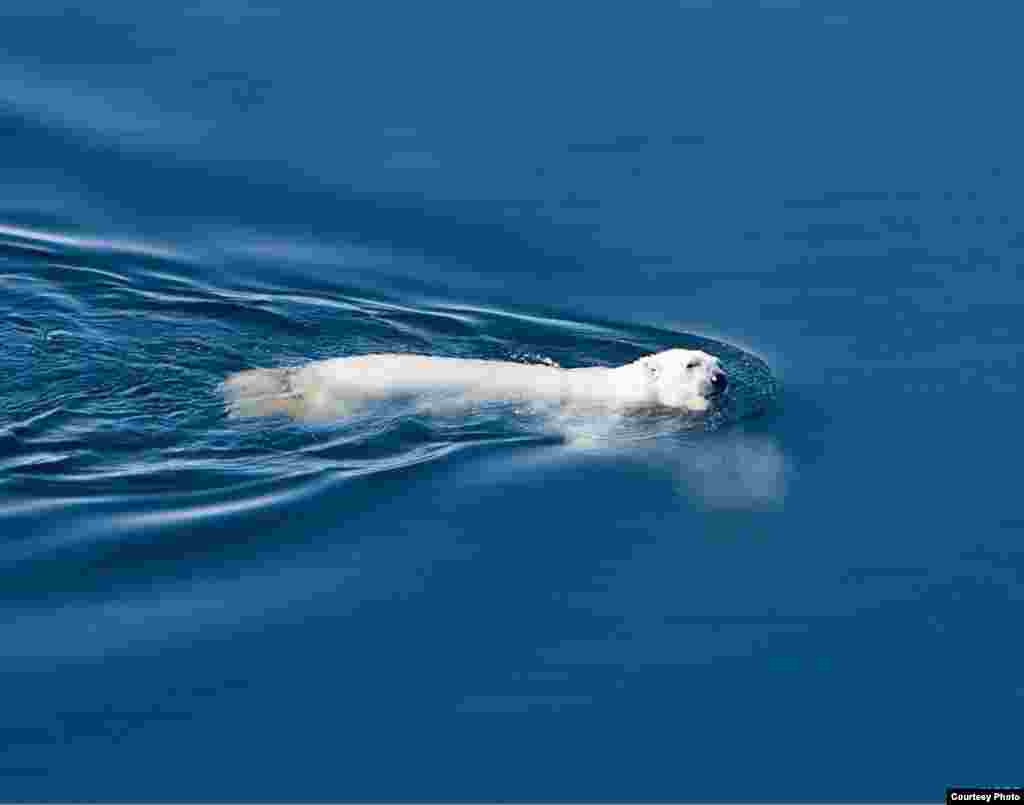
[222,348,724,420]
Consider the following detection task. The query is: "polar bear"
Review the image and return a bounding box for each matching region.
[221,348,727,420]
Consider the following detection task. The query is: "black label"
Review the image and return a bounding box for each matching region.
[948,788,1024,805]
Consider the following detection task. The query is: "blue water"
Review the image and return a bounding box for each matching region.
[2,1,1022,799]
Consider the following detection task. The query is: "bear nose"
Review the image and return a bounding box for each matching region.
[711,371,727,392]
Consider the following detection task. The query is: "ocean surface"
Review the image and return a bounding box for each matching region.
[1,1,1022,800]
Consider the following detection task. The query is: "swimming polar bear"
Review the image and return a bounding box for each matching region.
[221,349,728,420]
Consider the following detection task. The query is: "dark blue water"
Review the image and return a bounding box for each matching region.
[2,1,1022,800]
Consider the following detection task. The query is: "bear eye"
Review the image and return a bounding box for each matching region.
[686,360,700,370]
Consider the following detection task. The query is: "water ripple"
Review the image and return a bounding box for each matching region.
[1,221,780,592]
